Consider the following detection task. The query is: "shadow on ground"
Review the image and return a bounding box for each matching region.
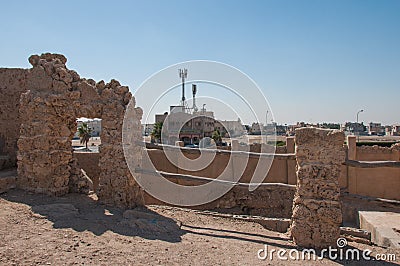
[1,189,184,243]
[181,224,398,265]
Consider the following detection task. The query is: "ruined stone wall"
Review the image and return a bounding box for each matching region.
[16,53,143,208]
[0,68,28,169]
[97,81,144,208]
[356,144,400,161]
[289,128,345,248]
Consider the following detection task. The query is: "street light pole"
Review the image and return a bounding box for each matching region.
[202,104,206,139]
[356,109,364,142]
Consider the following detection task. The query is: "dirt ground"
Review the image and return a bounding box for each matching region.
[72,138,101,148]
[0,190,399,265]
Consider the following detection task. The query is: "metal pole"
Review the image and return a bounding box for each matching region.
[182,75,185,103]
[179,69,187,108]
[356,109,364,142]
[202,104,206,139]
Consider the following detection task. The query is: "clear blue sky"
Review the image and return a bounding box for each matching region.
[1,0,399,125]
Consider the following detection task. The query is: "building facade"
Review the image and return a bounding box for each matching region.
[75,118,102,138]
[155,106,245,145]
[367,122,385,136]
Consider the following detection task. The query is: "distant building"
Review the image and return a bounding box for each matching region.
[155,112,168,124]
[263,122,287,136]
[392,124,400,136]
[318,123,341,130]
[384,125,392,136]
[75,118,101,138]
[250,122,264,135]
[286,122,339,136]
[367,122,385,136]
[342,122,366,135]
[155,106,218,145]
[287,122,321,136]
[264,122,277,135]
[215,119,246,137]
[275,124,288,136]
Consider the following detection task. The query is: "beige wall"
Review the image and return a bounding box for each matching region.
[146,137,400,201]
[356,145,400,161]
[145,138,297,185]
[347,166,400,200]
[344,136,400,201]
[74,136,400,203]
[146,148,295,185]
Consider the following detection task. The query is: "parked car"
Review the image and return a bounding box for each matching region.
[184,144,199,148]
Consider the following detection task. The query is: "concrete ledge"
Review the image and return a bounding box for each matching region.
[340,226,371,240]
[359,211,400,248]
[346,160,400,168]
[340,226,371,244]
[144,143,296,160]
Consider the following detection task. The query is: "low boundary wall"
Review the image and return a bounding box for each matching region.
[344,136,400,201]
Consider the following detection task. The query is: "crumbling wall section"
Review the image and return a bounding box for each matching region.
[0,68,28,169]
[289,128,345,248]
[17,53,143,207]
[96,80,144,208]
[356,143,400,161]
[17,54,87,195]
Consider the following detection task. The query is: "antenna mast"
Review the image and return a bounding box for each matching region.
[179,68,188,108]
[192,84,198,112]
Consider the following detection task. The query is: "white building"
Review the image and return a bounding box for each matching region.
[250,122,264,135]
[392,124,400,136]
[75,118,102,138]
[215,119,246,137]
[366,122,385,136]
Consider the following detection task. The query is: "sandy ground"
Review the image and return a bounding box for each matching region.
[72,138,101,147]
[0,190,399,265]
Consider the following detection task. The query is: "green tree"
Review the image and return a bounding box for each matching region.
[320,123,340,129]
[151,122,163,143]
[212,129,222,145]
[78,122,92,150]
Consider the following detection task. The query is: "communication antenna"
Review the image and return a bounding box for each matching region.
[192,84,198,112]
[179,68,188,107]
